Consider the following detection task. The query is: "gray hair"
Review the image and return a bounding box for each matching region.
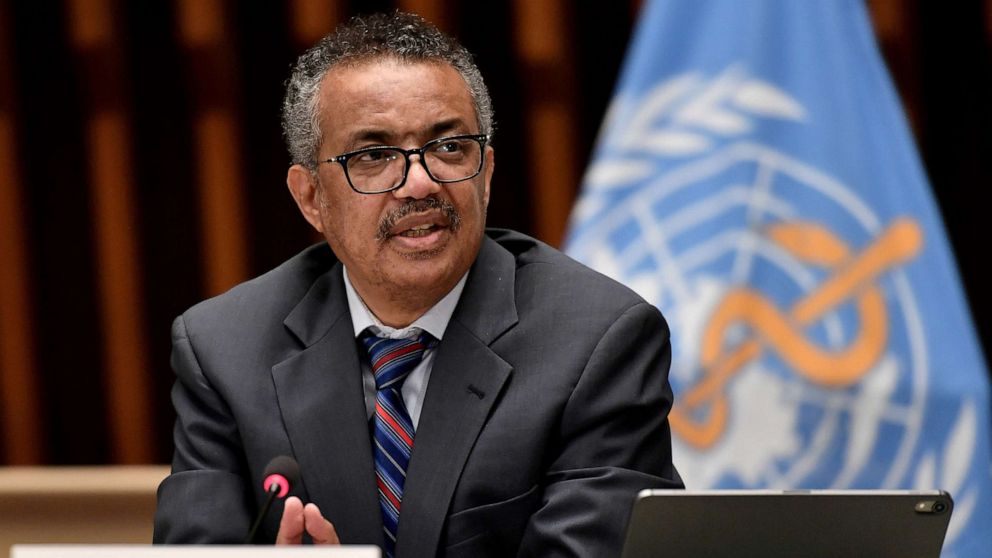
[281,11,494,167]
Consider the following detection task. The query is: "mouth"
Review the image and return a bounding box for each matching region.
[382,212,451,256]
[390,215,448,239]
[377,198,462,246]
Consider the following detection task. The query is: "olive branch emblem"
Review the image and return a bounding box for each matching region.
[584,65,805,192]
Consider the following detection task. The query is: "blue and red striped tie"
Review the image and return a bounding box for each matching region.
[360,331,436,557]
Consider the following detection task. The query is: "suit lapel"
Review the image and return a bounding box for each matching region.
[271,264,382,545]
[397,236,519,557]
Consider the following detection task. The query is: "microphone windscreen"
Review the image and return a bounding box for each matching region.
[262,455,300,497]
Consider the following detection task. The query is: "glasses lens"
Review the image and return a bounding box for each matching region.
[424,138,483,182]
[346,148,405,193]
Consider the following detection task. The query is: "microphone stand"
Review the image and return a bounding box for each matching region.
[245,482,281,544]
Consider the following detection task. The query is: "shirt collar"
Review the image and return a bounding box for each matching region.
[343,266,468,341]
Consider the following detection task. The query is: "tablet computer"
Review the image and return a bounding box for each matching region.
[621,489,953,558]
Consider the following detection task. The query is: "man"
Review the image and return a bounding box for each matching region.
[154,12,682,557]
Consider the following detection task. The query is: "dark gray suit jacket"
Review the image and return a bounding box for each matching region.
[154,228,682,557]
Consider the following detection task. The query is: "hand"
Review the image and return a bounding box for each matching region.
[275,496,340,545]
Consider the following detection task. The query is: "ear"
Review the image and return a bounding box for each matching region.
[287,164,325,233]
[482,145,494,209]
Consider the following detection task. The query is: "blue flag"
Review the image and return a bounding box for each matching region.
[564,1,992,555]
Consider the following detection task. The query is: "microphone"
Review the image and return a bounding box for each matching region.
[246,455,300,543]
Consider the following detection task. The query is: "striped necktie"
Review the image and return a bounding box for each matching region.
[359,330,437,557]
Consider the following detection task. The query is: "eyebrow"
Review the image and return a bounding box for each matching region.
[427,118,469,137]
[345,118,472,149]
[348,129,392,147]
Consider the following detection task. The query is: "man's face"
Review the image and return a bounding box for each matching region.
[288,59,493,322]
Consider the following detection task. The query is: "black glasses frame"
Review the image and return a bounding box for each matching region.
[317,133,490,194]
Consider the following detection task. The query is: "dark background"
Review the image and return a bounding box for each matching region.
[0,0,989,465]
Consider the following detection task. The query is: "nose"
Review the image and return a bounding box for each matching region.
[393,154,441,199]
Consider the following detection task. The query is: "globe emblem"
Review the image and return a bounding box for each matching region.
[572,140,930,491]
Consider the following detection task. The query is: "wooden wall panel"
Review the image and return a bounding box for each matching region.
[68,0,153,463]
[177,0,249,297]
[0,117,41,464]
[988,0,992,38]
[398,0,447,31]
[290,0,342,46]
[512,0,578,248]
[0,0,43,464]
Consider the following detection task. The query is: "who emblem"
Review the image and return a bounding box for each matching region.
[570,68,978,542]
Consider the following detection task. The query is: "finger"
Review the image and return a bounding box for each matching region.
[275,496,305,545]
[304,502,340,545]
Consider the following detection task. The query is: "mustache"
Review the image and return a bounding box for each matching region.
[375,197,461,241]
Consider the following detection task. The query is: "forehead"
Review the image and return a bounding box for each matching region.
[316,58,478,146]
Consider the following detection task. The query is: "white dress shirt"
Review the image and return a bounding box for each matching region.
[343,267,468,428]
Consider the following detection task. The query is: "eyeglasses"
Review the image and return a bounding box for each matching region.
[317,134,490,194]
